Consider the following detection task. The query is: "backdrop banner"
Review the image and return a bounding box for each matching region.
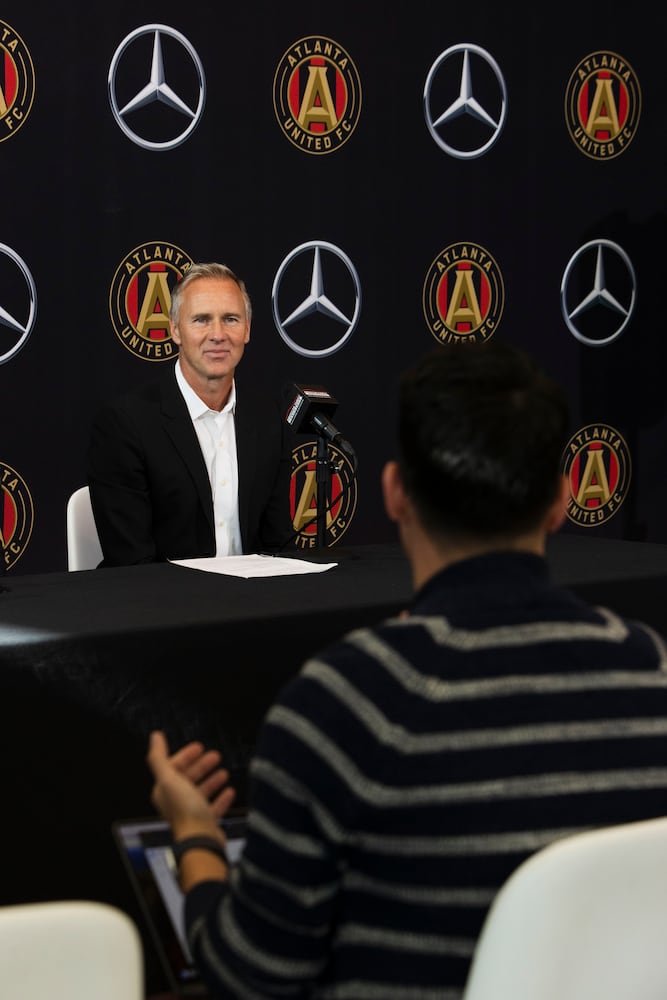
[2,3,665,573]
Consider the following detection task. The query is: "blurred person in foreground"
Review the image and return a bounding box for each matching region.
[87,262,293,566]
[147,339,667,998]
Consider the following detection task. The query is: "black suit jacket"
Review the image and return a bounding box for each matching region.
[87,367,294,566]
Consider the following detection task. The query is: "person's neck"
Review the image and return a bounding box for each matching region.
[181,364,232,412]
[406,529,547,593]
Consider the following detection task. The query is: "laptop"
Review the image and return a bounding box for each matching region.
[112,813,247,997]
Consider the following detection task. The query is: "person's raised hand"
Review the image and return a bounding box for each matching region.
[146,730,236,842]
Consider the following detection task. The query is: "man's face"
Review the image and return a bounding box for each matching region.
[170,277,250,386]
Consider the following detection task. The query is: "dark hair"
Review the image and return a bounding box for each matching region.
[397,340,570,540]
[169,263,252,324]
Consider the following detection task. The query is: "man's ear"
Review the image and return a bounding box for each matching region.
[170,320,181,346]
[381,460,405,524]
[545,473,570,535]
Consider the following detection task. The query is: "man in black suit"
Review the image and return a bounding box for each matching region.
[87,262,294,566]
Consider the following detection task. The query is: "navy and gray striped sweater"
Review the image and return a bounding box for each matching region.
[186,550,667,999]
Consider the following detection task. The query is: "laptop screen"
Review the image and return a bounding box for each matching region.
[112,814,247,997]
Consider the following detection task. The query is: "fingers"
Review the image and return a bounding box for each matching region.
[210,785,237,819]
[148,731,229,793]
[146,729,169,776]
[180,749,223,783]
[197,766,231,801]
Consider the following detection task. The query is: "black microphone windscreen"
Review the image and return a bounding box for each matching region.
[284,383,338,434]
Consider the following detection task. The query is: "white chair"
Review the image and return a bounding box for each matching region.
[0,899,144,999]
[66,485,103,570]
[462,815,667,1000]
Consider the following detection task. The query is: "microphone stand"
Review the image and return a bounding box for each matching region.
[315,434,333,550]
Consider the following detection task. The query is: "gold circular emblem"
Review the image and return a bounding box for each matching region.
[422,242,504,345]
[0,461,34,570]
[108,242,193,361]
[273,35,362,154]
[289,440,358,549]
[0,20,35,142]
[562,423,632,527]
[564,51,641,160]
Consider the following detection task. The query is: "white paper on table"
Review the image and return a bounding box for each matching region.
[168,554,337,578]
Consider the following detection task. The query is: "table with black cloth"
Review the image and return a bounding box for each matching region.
[0,545,412,919]
[2,536,667,994]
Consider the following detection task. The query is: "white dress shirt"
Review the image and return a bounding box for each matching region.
[175,359,243,556]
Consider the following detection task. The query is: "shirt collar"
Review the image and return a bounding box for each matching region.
[174,357,236,419]
[412,550,549,614]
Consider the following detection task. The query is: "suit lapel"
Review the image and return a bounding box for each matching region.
[235,393,257,547]
[159,368,214,533]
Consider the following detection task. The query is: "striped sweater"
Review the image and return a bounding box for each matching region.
[185,550,667,999]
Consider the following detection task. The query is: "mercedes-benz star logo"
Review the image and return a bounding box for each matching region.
[560,239,637,347]
[108,24,206,151]
[424,43,507,159]
[272,241,361,358]
[0,244,37,366]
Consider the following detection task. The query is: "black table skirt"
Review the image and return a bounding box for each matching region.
[2,536,667,990]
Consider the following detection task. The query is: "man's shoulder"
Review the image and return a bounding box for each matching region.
[235,381,284,419]
[296,621,407,682]
[96,368,176,416]
[328,604,667,673]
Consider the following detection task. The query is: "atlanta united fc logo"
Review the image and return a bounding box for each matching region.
[1,461,34,570]
[423,242,504,345]
[562,423,631,526]
[290,441,357,549]
[109,241,193,361]
[273,35,362,154]
[0,20,35,142]
[564,51,641,160]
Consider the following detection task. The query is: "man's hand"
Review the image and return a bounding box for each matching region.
[146,730,236,843]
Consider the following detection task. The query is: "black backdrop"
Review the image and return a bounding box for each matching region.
[2,2,666,575]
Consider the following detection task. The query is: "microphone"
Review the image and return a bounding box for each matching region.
[284,383,357,468]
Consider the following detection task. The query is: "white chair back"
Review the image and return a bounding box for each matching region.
[66,485,103,570]
[462,815,667,1000]
[0,899,144,999]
